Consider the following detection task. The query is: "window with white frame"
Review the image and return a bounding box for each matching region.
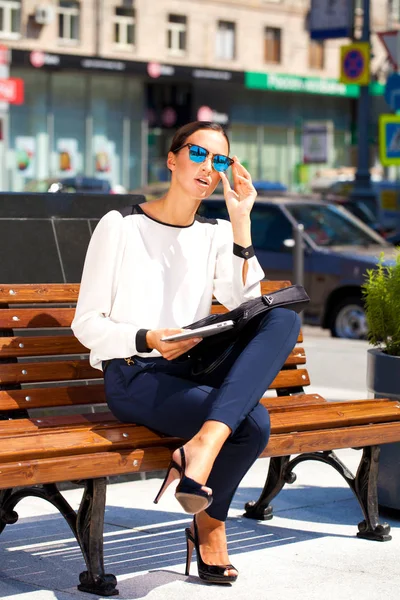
[0,0,21,38]
[114,6,135,47]
[216,21,235,60]
[167,14,187,55]
[58,0,80,42]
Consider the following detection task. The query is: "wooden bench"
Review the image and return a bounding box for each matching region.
[0,280,400,597]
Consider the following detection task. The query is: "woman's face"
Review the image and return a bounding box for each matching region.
[168,129,230,199]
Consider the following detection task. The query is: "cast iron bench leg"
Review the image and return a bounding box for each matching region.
[0,480,118,596]
[244,447,391,541]
[354,446,391,541]
[77,478,119,596]
[243,455,293,520]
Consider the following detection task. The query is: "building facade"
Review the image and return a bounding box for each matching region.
[0,0,392,192]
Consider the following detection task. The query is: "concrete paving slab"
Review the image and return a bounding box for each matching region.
[0,576,78,599]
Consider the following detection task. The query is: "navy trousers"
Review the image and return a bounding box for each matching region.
[104,307,301,521]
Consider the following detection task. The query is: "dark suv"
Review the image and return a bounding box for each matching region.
[199,196,396,339]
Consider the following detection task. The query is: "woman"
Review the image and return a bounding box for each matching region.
[72,121,300,584]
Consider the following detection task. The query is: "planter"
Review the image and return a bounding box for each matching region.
[367,348,400,511]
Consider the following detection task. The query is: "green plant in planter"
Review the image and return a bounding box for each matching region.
[362,250,400,357]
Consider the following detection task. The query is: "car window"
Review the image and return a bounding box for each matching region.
[285,203,383,247]
[197,201,229,220]
[250,206,293,251]
[199,201,292,252]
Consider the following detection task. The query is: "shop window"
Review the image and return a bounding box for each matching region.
[0,0,21,39]
[216,21,235,60]
[58,0,80,42]
[264,27,281,64]
[167,14,187,55]
[114,6,135,48]
[309,39,325,70]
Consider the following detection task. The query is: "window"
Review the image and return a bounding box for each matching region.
[216,21,236,60]
[390,0,400,22]
[114,6,135,47]
[264,27,281,64]
[167,14,187,55]
[285,204,379,247]
[250,206,292,252]
[309,39,325,70]
[58,0,80,42]
[0,0,20,38]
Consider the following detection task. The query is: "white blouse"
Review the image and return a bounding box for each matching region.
[71,205,265,370]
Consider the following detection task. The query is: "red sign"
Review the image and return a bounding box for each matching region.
[0,78,24,104]
[377,30,399,70]
[0,45,9,65]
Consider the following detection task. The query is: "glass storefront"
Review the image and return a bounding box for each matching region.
[8,68,144,192]
[6,65,354,194]
[230,121,350,191]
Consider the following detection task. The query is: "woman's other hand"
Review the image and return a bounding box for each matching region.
[146,329,202,360]
[219,157,257,224]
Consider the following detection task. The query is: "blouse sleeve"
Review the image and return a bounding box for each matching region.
[212,218,265,310]
[71,210,143,362]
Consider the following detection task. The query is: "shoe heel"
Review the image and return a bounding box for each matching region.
[185,528,194,576]
[153,459,181,504]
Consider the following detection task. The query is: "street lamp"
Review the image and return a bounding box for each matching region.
[349,0,376,213]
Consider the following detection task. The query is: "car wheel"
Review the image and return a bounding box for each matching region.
[329,296,368,340]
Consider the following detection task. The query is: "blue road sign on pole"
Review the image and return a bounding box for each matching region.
[379,115,400,166]
[344,50,364,79]
[384,73,400,111]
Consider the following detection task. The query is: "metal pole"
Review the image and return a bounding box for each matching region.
[293,223,304,323]
[349,0,376,215]
[293,223,304,287]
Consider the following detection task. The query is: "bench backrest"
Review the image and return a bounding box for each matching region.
[0,281,308,417]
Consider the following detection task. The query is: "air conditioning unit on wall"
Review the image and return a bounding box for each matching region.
[35,5,55,25]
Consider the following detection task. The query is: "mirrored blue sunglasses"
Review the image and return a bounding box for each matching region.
[174,143,234,173]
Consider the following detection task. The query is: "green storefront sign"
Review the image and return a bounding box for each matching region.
[245,71,384,98]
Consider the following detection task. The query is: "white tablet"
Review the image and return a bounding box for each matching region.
[161,320,235,342]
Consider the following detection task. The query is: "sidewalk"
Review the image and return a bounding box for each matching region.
[0,448,399,600]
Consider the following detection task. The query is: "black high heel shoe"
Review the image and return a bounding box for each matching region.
[153,447,213,514]
[185,516,238,584]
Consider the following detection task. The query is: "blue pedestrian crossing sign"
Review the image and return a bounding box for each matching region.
[379,115,400,166]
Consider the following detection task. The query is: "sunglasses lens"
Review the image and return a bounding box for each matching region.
[213,155,231,172]
[189,145,207,163]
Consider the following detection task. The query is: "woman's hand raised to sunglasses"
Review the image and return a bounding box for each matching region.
[219,157,257,224]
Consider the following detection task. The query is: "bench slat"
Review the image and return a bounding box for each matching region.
[0,335,87,357]
[263,393,327,409]
[0,359,309,388]
[264,420,400,458]
[0,285,80,304]
[0,447,173,489]
[0,308,76,329]
[0,384,106,410]
[271,368,310,389]
[0,335,306,365]
[270,400,400,432]
[0,359,101,384]
[0,281,291,305]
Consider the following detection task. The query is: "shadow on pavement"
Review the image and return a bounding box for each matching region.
[232,485,400,529]
[0,504,354,598]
